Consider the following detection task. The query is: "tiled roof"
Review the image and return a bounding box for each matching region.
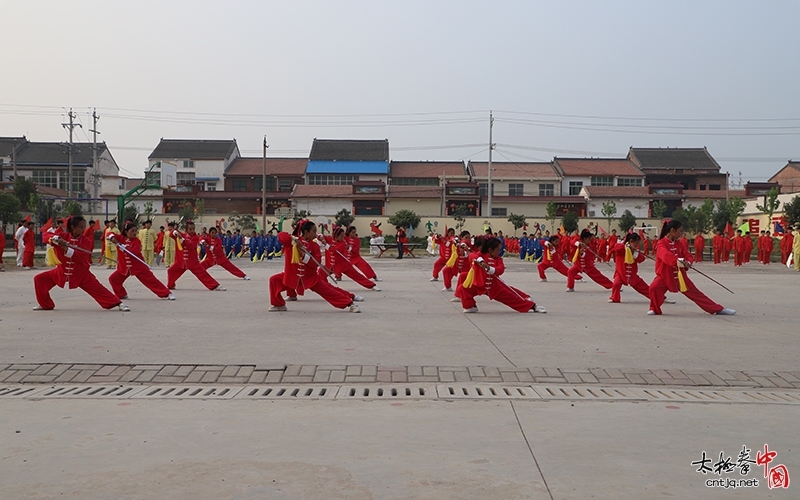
[291,185,354,198]
[683,189,746,199]
[0,136,26,157]
[553,158,643,177]
[386,185,442,198]
[628,147,721,172]
[148,139,238,160]
[582,186,651,198]
[390,161,466,178]
[469,161,558,179]
[768,161,800,182]
[309,139,389,161]
[14,142,108,166]
[36,185,68,197]
[225,157,307,176]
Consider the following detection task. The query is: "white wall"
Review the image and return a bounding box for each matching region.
[561,176,590,196]
[586,198,649,219]
[292,199,351,216]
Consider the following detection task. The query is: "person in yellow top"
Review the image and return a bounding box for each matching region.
[137,219,156,265]
[163,221,177,267]
[103,219,121,268]
[793,226,800,272]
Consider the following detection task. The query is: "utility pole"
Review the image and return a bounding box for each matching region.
[12,139,17,179]
[89,109,101,211]
[262,136,268,232]
[487,111,494,217]
[61,108,81,198]
[441,170,446,216]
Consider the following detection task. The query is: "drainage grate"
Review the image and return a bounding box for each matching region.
[235,386,336,400]
[437,385,540,400]
[533,386,643,401]
[30,385,147,399]
[337,385,437,399]
[0,386,48,398]
[633,388,747,403]
[129,386,242,399]
[737,391,800,405]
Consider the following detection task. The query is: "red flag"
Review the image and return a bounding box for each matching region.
[94,220,101,231]
[25,214,31,222]
[39,218,53,233]
[724,222,734,238]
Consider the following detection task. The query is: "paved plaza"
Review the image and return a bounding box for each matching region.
[1,254,798,498]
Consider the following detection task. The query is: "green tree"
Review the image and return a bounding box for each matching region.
[195,199,205,222]
[63,200,83,217]
[0,192,22,231]
[783,195,800,228]
[601,200,617,233]
[562,210,579,234]
[697,199,715,235]
[123,204,141,225]
[451,205,469,231]
[334,208,355,228]
[388,209,421,230]
[545,200,558,233]
[651,200,667,219]
[711,198,747,233]
[229,210,258,232]
[618,210,637,233]
[177,199,195,223]
[143,201,156,221]
[755,187,781,223]
[292,209,311,225]
[37,198,63,225]
[13,177,36,210]
[507,213,526,236]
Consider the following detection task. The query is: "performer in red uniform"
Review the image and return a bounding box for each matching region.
[537,235,572,281]
[318,227,379,291]
[200,227,250,280]
[648,220,734,316]
[609,232,650,303]
[566,230,613,292]
[711,230,724,264]
[722,233,732,262]
[22,221,35,268]
[430,228,455,282]
[269,220,361,312]
[33,216,129,311]
[166,220,225,291]
[762,231,774,264]
[442,231,471,292]
[597,235,608,264]
[456,237,545,313]
[642,236,651,256]
[693,234,705,262]
[732,230,745,266]
[107,222,174,300]
[744,231,754,263]
[345,227,381,282]
[606,230,618,262]
[781,230,794,265]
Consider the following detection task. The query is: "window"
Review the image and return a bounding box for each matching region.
[205,208,217,214]
[391,178,439,186]
[617,177,643,187]
[354,186,383,194]
[699,184,707,191]
[591,176,614,187]
[538,183,555,196]
[177,172,195,185]
[232,180,247,191]
[709,184,721,191]
[182,160,194,169]
[354,200,383,215]
[31,170,59,188]
[569,181,583,196]
[278,179,294,192]
[144,171,161,187]
[254,177,275,191]
[307,175,357,185]
[479,183,494,197]
[206,182,216,191]
[491,207,507,217]
[58,170,85,193]
[508,183,524,196]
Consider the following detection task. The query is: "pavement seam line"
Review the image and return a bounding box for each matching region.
[510,400,554,500]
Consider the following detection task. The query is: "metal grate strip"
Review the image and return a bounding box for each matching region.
[737,391,800,405]
[437,385,541,400]
[337,385,437,399]
[129,386,242,399]
[0,386,49,398]
[27,385,147,399]
[533,386,643,401]
[235,386,336,400]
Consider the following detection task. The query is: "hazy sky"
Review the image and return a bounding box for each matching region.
[3,0,799,182]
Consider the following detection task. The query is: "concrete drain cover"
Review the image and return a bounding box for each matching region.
[0,386,47,398]
[337,385,436,399]
[634,388,747,403]
[129,386,242,399]
[437,385,540,400]
[236,386,336,400]
[533,386,643,401]
[737,390,800,405]
[29,385,146,399]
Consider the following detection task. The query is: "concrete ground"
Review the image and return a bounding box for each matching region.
[1,253,798,498]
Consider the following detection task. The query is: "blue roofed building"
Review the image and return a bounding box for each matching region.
[305,139,389,186]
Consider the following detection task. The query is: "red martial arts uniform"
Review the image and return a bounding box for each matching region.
[166,231,221,290]
[744,236,754,263]
[0,231,5,267]
[82,226,95,248]
[319,236,375,290]
[108,234,171,299]
[154,231,165,255]
[431,235,452,280]
[269,232,354,309]
[443,238,470,290]
[609,242,649,303]
[722,236,731,262]
[763,236,773,264]
[643,238,651,256]
[346,235,377,279]
[712,234,723,264]
[781,233,794,264]
[693,235,705,262]
[34,232,122,310]
[537,241,571,280]
[597,237,608,263]
[200,235,246,278]
[456,251,536,312]
[22,228,35,267]
[567,242,613,290]
[648,238,723,315]
[606,234,618,261]
[732,235,745,266]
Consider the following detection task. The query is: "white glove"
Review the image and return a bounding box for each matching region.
[574,241,581,247]
[65,248,74,258]
[117,243,127,251]
[172,230,180,237]
[633,250,639,258]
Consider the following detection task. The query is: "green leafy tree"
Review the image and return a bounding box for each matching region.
[13,177,36,210]
[63,200,83,217]
[562,210,579,234]
[601,200,617,233]
[292,209,311,225]
[388,209,421,231]
[334,208,355,228]
[143,201,155,221]
[194,199,205,222]
[755,187,781,223]
[651,200,667,219]
[229,210,258,232]
[545,200,558,233]
[507,213,526,236]
[37,198,63,225]
[783,195,800,228]
[123,204,141,225]
[711,198,747,233]
[0,192,22,231]
[697,199,715,235]
[618,210,637,233]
